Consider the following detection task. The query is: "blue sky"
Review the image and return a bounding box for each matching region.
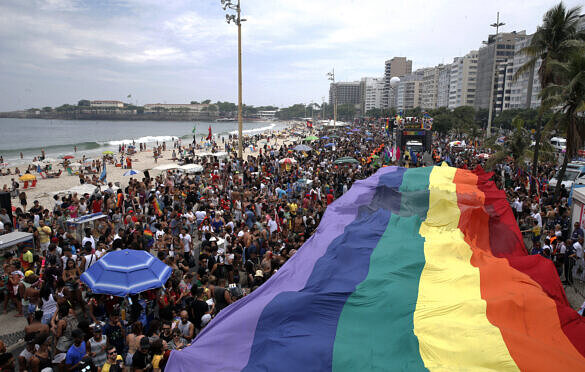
[0,0,582,111]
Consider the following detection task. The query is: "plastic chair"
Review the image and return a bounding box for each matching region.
[31,180,37,188]
[23,181,28,189]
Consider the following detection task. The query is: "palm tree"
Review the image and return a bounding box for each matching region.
[514,2,585,194]
[540,47,585,198]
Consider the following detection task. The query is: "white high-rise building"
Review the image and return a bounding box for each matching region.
[420,64,451,109]
[393,71,424,110]
[507,34,541,110]
[448,50,478,109]
[360,77,384,114]
[437,64,451,108]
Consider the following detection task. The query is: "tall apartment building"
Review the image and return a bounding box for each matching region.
[475,31,527,110]
[448,50,478,109]
[420,64,451,109]
[437,64,452,108]
[360,77,384,114]
[393,71,424,110]
[382,57,412,108]
[329,81,362,116]
[506,34,541,110]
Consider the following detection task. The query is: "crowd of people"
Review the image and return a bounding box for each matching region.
[0,119,582,371]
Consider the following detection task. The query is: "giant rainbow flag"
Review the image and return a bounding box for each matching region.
[167,165,585,371]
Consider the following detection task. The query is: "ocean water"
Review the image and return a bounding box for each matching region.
[0,118,286,165]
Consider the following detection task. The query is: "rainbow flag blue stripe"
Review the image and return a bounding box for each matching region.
[167,165,585,371]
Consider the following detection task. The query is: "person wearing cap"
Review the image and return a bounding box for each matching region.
[132,337,151,371]
[88,325,108,368]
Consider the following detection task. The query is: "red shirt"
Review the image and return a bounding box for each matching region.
[327,193,334,205]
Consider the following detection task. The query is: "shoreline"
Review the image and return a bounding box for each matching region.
[0,121,303,209]
[0,119,291,166]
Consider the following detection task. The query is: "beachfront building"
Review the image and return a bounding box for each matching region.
[360,77,384,114]
[90,100,124,108]
[448,50,478,109]
[475,31,527,111]
[437,63,451,108]
[329,81,361,106]
[506,34,541,110]
[144,103,209,112]
[420,65,451,110]
[258,110,278,119]
[392,71,423,110]
[382,57,412,108]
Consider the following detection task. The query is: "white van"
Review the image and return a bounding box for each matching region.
[405,141,423,152]
[550,137,566,152]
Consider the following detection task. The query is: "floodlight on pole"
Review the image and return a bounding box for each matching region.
[327,69,337,126]
[486,12,505,138]
[219,0,245,159]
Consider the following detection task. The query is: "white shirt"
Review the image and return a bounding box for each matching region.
[195,211,206,222]
[573,242,583,259]
[532,212,542,227]
[267,219,278,234]
[179,233,192,253]
[82,236,96,250]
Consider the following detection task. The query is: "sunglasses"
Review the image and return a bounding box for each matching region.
[108,351,117,355]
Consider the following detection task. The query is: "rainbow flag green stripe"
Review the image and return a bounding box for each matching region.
[333,166,430,370]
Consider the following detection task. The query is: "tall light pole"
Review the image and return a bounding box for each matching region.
[327,69,337,126]
[220,0,246,159]
[486,12,504,138]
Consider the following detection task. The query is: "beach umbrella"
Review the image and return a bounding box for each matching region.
[366,137,374,141]
[303,135,318,142]
[352,128,360,132]
[320,136,330,140]
[293,144,312,152]
[42,157,57,163]
[324,143,335,148]
[330,134,340,138]
[123,170,141,176]
[62,155,74,160]
[68,162,82,167]
[334,157,359,165]
[19,174,36,181]
[80,249,172,297]
[279,158,297,164]
[102,151,114,155]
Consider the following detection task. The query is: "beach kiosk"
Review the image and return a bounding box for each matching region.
[66,213,107,242]
[0,231,34,253]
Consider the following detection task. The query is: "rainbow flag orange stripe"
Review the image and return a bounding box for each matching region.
[166,165,585,371]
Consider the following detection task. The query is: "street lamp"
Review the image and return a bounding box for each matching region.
[327,69,337,126]
[486,12,505,138]
[220,0,246,159]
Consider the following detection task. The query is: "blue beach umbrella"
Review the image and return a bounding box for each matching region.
[80,249,172,297]
[320,136,330,139]
[324,143,335,148]
[365,137,374,141]
[123,169,140,176]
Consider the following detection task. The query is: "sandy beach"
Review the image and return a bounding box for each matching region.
[0,123,302,210]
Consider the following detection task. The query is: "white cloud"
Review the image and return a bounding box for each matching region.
[0,0,583,110]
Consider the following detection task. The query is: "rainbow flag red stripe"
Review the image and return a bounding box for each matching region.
[166,165,585,371]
